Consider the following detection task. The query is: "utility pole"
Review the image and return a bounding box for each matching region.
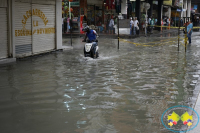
[117,0,120,50]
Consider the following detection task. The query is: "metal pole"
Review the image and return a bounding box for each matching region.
[178,16,180,51]
[145,9,147,37]
[118,16,119,50]
[70,19,72,46]
[185,24,187,52]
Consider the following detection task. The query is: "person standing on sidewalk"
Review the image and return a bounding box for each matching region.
[129,17,134,35]
[150,18,154,33]
[67,15,70,33]
[134,17,139,35]
[187,20,193,44]
[109,16,114,34]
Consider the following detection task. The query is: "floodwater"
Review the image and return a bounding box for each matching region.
[1,34,200,133]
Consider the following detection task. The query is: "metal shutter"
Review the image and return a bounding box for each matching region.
[32,4,55,53]
[15,2,32,56]
[0,8,8,59]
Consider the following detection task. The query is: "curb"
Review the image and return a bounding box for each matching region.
[0,58,16,65]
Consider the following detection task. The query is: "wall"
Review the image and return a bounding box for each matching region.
[0,0,7,7]
[121,0,127,14]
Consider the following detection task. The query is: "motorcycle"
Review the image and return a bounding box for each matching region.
[83,39,99,58]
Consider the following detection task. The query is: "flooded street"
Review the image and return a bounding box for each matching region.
[1,33,200,133]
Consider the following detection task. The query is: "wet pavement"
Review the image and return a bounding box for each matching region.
[1,32,200,133]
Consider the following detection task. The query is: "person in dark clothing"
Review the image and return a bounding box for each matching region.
[106,16,110,33]
[83,15,87,24]
[180,19,183,27]
[64,17,67,33]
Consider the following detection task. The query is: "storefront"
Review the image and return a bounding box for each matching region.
[62,0,80,33]
[0,0,62,59]
[0,0,8,59]
[14,0,56,57]
[12,0,62,58]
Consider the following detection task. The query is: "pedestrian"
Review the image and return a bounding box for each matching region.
[64,16,68,33]
[155,18,157,25]
[129,17,134,35]
[83,15,87,23]
[109,16,114,34]
[180,18,183,27]
[67,15,70,33]
[150,18,154,33]
[148,17,151,25]
[62,15,64,33]
[106,15,110,33]
[134,17,139,35]
[187,20,193,44]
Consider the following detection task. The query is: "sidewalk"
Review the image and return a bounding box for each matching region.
[62,28,179,39]
[0,58,16,65]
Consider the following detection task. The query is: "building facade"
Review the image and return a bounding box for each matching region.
[0,0,62,59]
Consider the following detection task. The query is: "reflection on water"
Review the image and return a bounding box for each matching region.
[0,36,200,133]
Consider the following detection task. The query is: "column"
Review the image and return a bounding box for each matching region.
[168,7,171,20]
[187,0,191,21]
[135,0,140,34]
[121,0,127,15]
[56,0,62,49]
[80,0,87,16]
[183,0,187,23]
[8,0,12,57]
[157,0,163,31]
[11,0,15,57]
[147,0,153,19]
[127,0,131,19]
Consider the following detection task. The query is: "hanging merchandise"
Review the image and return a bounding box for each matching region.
[70,7,73,12]
[64,6,68,10]
[105,0,115,10]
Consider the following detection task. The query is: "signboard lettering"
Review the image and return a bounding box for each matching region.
[15,9,55,37]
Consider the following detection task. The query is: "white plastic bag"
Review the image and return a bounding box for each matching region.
[136,26,139,30]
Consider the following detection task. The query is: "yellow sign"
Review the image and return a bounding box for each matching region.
[15,28,55,37]
[15,9,55,37]
[22,9,48,26]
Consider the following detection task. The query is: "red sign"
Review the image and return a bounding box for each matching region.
[80,15,84,34]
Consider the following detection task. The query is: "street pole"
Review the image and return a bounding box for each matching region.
[69,2,71,19]
[118,16,119,50]
[185,24,187,52]
[117,0,119,50]
[178,16,180,51]
[69,2,72,46]
[145,9,147,37]
[70,19,72,46]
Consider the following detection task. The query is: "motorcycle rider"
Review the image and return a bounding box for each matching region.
[82,26,99,56]
[82,26,98,42]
